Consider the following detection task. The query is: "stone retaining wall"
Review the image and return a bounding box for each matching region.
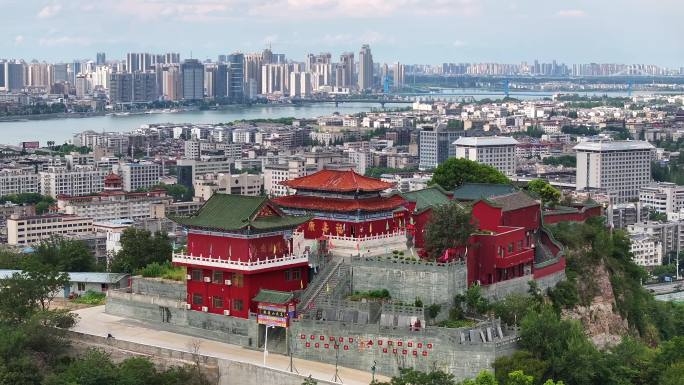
[351,258,467,305]
[290,318,518,381]
[66,330,337,385]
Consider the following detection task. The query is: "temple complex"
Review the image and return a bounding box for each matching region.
[273,169,409,258]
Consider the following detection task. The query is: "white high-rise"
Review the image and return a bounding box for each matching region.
[453,136,519,176]
[575,140,655,203]
[358,44,373,90]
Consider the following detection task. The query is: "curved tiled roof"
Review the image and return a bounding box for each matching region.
[171,194,309,231]
[273,194,406,213]
[280,169,394,192]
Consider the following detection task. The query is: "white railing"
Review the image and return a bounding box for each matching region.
[326,229,406,242]
[172,252,309,271]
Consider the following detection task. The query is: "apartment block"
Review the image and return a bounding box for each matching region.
[39,166,107,198]
[7,214,93,245]
[453,136,519,176]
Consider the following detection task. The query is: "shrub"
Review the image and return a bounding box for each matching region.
[72,290,106,305]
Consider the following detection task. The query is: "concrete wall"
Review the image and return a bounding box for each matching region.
[132,276,187,301]
[481,270,566,301]
[106,288,257,348]
[352,258,468,305]
[66,330,337,385]
[290,318,518,382]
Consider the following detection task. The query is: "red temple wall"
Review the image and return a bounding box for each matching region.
[187,232,291,261]
[469,227,532,285]
[185,264,309,318]
[298,215,405,239]
[471,201,503,231]
[501,205,541,231]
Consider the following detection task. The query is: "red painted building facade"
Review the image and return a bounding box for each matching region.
[172,194,310,319]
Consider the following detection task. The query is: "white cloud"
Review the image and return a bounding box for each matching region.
[453,40,467,47]
[556,9,586,18]
[39,36,92,47]
[37,3,62,19]
[14,35,25,46]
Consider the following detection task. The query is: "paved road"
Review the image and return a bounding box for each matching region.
[71,306,385,385]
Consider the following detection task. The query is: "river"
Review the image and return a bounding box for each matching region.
[0,103,393,145]
[0,89,678,145]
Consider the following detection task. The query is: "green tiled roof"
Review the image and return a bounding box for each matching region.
[400,185,451,213]
[171,194,309,231]
[453,183,517,201]
[253,289,294,304]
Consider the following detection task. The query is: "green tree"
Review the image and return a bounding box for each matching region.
[526,180,560,208]
[506,370,533,385]
[460,370,498,385]
[430,158,510,191]
[0,262,70,324]
[109,228,172,273]
[43,349,118,385]
[302,375,318,385]
[660,361,684,385]
[518,306,603,385]
[374,368,456,385]
[423,202,476,259]
[494,351,549,385]
[33,236,96,272]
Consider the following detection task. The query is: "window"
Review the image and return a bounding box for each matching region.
[213,296,224,308]
[101,283,108,291]
[233,299,243,311]
[292,268,301,281]
[77,282,86,291]
[232,273,244,287]
[508,243,514,253]
[212,271,223,284]
[192,293,203,305]
[192,269,202,281]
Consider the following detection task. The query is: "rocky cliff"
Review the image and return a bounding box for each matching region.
[562,262,629,348]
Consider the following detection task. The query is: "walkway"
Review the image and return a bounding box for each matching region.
[71,306,385,385]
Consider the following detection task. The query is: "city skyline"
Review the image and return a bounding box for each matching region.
[2,0,683,67]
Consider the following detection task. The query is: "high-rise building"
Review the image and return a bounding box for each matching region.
[162,66,182,101]
[393,62,405,88]
[112,162,161,192]
[27,62,52,88]
[52,63,68,83]
[453,136,519,176]
[358,44,373,90]
[109,72,157,103]
[39,166,108,198]
[181,59,204,100]
[227,53,244,103]
[213,64,228,99]
[96,52,106,66]
[1,61,26,91]
[126,53,152,73]
[575,140,655,203]
[0,61,6,91]
[244,53,263,95]
[337,52,354,88]
[75,74,90,97]
[70,60,82,84]
[418,124,461,170]
[164,53,180,64]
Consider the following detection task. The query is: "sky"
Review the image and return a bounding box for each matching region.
[1,0,683,67]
